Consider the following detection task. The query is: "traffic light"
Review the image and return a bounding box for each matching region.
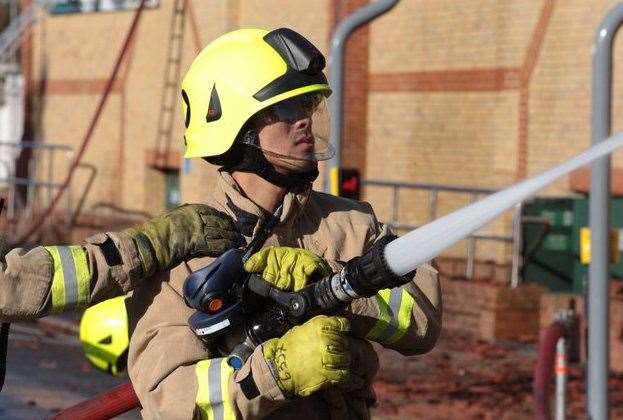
[339,168,360,200]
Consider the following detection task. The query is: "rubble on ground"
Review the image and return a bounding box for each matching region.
[371,334,623,419]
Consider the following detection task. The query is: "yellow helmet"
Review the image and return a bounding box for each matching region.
[79,296,129,376]
[181,28,332,159]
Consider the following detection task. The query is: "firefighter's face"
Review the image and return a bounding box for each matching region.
[250,93,333,173]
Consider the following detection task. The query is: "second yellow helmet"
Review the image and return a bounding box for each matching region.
[79,296,129,376]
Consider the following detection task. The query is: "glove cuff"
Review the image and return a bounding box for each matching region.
[239,343,288,402]
[124,228,158,277]
[261,339,294,397]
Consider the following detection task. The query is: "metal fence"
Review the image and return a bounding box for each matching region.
[363,179,521,284]
[0,141,74,228]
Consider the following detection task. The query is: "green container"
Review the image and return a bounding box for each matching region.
[522,197,623,293]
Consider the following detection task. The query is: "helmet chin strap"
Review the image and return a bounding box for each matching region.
[223,131,319,190]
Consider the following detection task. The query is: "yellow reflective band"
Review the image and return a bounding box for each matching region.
[46,246,65,313]
[196,359,236,420]
[219,359,234,419]
[44,246,91,313]
[365,289,391,341]
[386,289,415,345]
[70,246,91,309]
[365,288,415,345]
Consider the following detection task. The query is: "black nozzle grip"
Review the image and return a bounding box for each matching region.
[247,275,310,318]
[345,235,414,297]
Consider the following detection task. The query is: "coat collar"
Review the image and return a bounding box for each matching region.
[214,171,311,237]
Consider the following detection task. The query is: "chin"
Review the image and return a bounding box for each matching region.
[291,161,317,172]
[269,156,316,173]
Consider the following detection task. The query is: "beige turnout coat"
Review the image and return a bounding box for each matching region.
[0,172,442,419]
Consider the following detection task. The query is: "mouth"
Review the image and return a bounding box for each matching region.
[294,135,314,146]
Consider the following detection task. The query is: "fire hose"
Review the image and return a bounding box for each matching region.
[50,382,139,420]
[48,132,623,418]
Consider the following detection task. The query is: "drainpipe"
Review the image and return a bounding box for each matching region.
[324,0,399,195]
[534,321,565,420]
[589,4,623,419]
[555,336,567,420]
[534,308,577,420]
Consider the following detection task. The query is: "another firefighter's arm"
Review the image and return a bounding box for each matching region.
[128,279,288,419]
[0,204,242,320]
[0,233,142,321]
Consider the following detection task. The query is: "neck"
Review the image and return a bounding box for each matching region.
[231,171,287,213]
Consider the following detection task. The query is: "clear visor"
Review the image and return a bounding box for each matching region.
[242,93,334,168]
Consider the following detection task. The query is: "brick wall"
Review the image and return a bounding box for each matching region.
[361,0,623,265]
[443,276,545,341]
[24,0,623,266]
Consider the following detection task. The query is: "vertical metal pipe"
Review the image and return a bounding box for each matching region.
[465,193,478,279]
[589,5,623,419]
[429,190,438,221]
[64,150,74,228]
[465,237,475,279]
[8,178,14,220]
[27,155,35,211]
[391,185,398,225]
[511,203,523,288]
[47,148,54,207]
[555,337,567,420]
[325,0,399,194]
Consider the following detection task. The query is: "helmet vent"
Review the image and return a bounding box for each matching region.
[206,85,222,122]
[263,28,325,74]
[181,89,191,128]
[254,28,328,102]
[98,335,113,345]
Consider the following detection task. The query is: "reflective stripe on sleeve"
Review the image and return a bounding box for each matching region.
[196,358,236,420]
[365,287,415,345]
[44,246,91,313]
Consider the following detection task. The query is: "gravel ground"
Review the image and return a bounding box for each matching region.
[370,333,623,419]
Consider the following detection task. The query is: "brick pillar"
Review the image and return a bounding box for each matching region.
[330,0,369,175]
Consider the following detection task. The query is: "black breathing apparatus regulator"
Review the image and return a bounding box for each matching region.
[182,205,409,370]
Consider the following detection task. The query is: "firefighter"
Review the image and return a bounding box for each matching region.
[124,28,442,419]
[0,27,442,419]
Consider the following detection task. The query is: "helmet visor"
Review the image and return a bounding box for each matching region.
[243,93,334,170]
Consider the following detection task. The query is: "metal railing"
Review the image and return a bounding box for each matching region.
[0,141,74,228]
[363,179,521,282]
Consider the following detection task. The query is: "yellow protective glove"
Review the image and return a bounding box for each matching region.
[243,246,332,291]
[263,315,371,398]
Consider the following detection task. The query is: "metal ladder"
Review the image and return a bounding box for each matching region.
[153,0,185,168]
